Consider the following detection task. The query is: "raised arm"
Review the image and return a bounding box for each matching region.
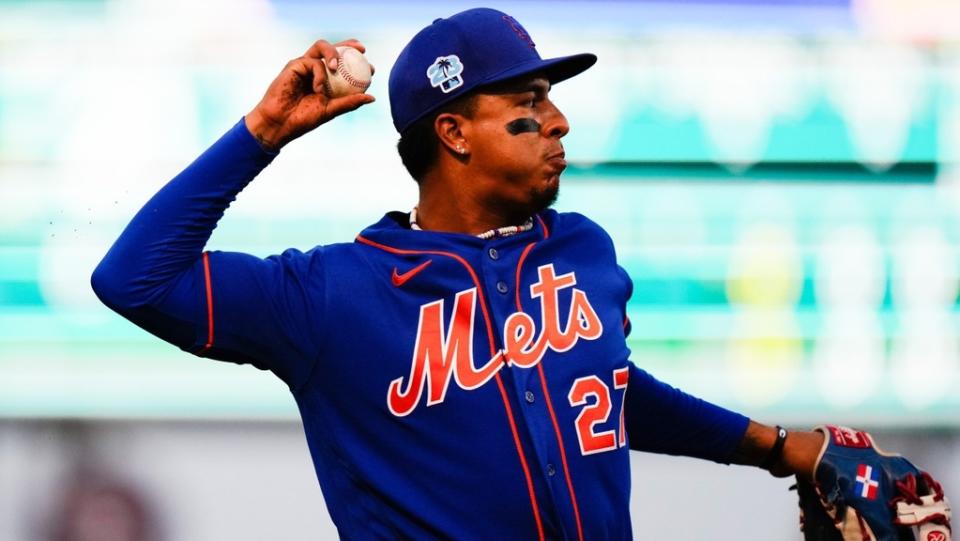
[91,39,375,388]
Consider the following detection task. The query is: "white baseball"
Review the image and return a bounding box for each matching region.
[324,46,373,98]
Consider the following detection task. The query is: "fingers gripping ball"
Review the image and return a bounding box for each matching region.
[795,425,952,541]
[325,46,373,98]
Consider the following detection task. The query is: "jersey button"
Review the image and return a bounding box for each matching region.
[524,390,535,404]
[496,281,509,294]
[488,247,499,260]
[547,464,557,477]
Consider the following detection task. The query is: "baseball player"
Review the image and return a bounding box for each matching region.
[92,8,951,540]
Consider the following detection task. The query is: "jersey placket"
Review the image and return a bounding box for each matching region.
[478,236,578,540]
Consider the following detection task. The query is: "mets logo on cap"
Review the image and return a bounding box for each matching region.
[427,55,464,93]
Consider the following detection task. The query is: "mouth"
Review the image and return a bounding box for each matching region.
[545,151,567,175]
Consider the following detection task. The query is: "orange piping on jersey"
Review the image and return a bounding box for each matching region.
[355,234,545,541]
[536,364,583,541]
[197,251,215,356]
[494,373,546,541]
[515,243,537,309]
[514,241,585,541]
[623,316,630,329]
[536,214,550,239]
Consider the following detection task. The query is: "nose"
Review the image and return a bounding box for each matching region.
[543,100,569,139]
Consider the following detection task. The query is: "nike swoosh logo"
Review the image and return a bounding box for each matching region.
[391,260,433,287]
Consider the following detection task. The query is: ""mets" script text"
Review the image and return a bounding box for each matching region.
[387,264,603,416]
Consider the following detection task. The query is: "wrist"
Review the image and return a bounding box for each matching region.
[733,422,826,479]
[779,429,826,481]
[244,109,285,152]
[759,426,787,471]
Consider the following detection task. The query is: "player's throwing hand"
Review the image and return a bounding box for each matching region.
[245,39,376,151]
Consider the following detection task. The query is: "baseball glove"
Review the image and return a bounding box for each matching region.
[794,425,951,541]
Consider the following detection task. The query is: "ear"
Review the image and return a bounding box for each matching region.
[434,112,470,157]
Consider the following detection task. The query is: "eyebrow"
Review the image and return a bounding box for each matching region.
[519,80,550,95]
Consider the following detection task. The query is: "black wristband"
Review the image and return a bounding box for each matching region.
[760,426,788,470]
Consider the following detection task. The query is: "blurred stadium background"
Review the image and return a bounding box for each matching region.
[2,0,959,539]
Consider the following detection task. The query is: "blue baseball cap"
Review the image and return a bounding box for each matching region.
[388,7,597,134]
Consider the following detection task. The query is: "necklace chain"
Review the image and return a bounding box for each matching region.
[409,207,534,240]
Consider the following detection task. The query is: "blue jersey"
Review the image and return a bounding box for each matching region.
[92,119,749,540]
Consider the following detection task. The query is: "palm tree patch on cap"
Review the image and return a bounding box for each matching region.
[427,55,464,93]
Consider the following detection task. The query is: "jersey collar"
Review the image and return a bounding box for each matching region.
[356,209,555,252]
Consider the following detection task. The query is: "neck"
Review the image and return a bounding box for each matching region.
[416,176,530,235]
